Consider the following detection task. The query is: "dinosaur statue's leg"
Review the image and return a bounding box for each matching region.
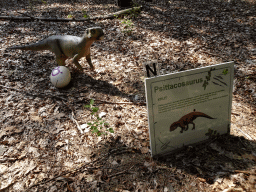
[86,54,94,71]
[56,55,67,66]
[53,39,68,66]
[72,54,83,71]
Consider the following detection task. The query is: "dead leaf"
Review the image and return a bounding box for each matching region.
[140,147,149,154]
[55,141,66,149]
[30,115,42,123]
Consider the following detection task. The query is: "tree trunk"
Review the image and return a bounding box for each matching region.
[116,0,133,8]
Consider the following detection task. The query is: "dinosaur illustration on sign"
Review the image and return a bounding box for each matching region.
[170,109,216,133]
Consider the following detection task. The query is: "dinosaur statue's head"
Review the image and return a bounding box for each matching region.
[170,122,179,132]
[86,27,104,40]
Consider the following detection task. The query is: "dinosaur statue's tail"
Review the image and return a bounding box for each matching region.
[7,40,50,51]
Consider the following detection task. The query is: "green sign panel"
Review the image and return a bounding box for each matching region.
[145,62,234,157]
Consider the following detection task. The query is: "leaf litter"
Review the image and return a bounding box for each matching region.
[0,0,255,191]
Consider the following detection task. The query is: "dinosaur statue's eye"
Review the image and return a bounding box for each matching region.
[91,29,95,34]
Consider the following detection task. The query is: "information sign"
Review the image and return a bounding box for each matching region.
[145,62,234,157]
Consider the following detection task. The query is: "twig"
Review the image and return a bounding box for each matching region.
[218,169,256,175]
[234,170,256,175]
[106,165,134,179]
[69,111,83,134]
[61,100,83,134]
[108,169,129,178]
[235,127,255,141]
[0,182,16,192]
[0,7,142,22]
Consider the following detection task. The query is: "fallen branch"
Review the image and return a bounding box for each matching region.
[0,6,142,22]
[235,127,255,141]
[69,111,83,134]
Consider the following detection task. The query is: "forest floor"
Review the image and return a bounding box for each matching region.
[0,0,256,191]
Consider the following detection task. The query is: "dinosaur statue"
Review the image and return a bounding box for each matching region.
[170,109,216,133]
[7,27,104,71]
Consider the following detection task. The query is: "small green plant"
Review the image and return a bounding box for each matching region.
[67,14,73,18]
[132,0,140,8]
[114,1,141,36]
[84,99,114,136]
[128,7,141,18]
[121,18,134,36]
[82,9,90,19]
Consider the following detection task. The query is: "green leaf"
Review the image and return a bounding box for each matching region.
[92,128,99,133]
[87,122,92,125]
[104,122,109,126]
[92,107,99,113]
[90,99,95,105]
[84,105,91,108]
[108,128,114,133]
[83,14,89,18]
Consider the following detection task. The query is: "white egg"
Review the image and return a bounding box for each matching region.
[50,66,71,88]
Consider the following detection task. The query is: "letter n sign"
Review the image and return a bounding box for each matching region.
[144,61,159,78]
